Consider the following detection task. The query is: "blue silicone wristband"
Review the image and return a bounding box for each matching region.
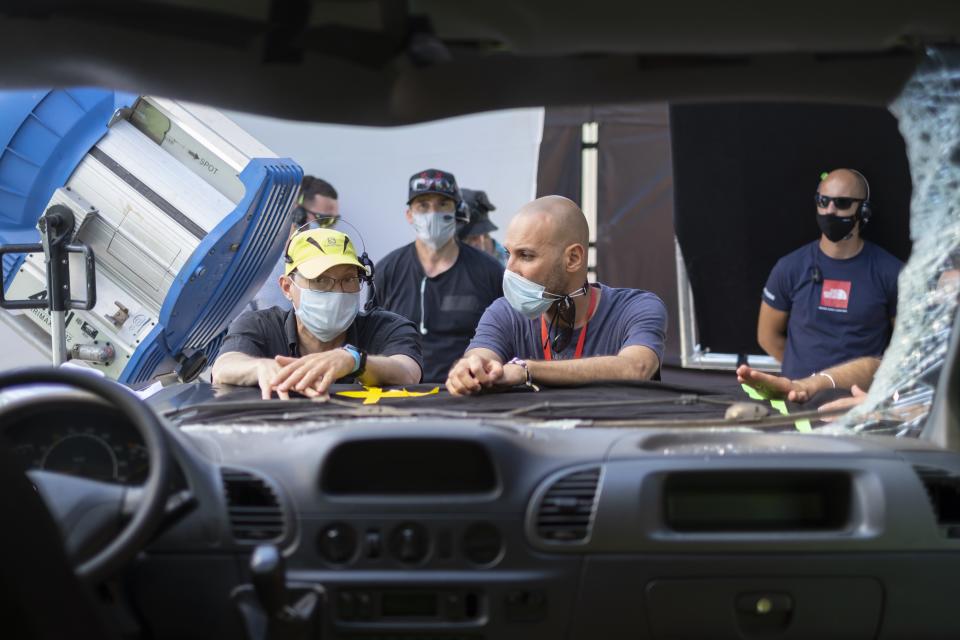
[343,346,361,373]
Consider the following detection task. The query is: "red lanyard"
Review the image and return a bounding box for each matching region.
[541,286,597,361]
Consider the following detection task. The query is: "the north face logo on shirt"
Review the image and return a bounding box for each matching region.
[820,279,851,310]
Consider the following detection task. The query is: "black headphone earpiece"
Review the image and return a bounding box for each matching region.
[358,252,374,281]
[357,251,378,314]
[291,180,309,226]
[859,201,872,227]
[283,233,295,264]
[292,205,309,227]
[848,168,872,227]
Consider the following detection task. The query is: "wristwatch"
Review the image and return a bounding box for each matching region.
[341,344,367,376]
[506,357,539,392]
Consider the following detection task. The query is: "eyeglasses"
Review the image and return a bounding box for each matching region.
[545,297,576,353]
[815,194,864,210]
[410,176,456,194]
[293,206,339,229]
[293,274,363,293]
[303,212,338,228]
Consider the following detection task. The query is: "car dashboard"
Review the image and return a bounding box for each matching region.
[72,391,958,640]
[4,382,960,639]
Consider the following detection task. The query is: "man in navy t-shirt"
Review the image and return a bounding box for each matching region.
[757,169,903,380]
[375,169,503,382]
[445,195,667,395]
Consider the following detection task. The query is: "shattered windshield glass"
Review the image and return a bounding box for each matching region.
[837,47,960,436]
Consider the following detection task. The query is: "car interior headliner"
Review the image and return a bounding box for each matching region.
[1,1,958,124]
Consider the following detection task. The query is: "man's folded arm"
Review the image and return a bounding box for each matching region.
[361,354,422,386]
[211,351,268,386]
[525,344,659,385]
[822,356,882,391]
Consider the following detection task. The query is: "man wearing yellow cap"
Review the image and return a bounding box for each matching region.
[212,229,422,399]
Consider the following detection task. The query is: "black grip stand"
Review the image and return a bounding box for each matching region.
[0,205,96,311]
[0,204,97,365]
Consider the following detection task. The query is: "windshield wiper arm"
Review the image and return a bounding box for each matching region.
[588,405,850,430]
[500,393,728,418]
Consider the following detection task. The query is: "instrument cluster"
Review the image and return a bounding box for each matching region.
[4,404,149,485]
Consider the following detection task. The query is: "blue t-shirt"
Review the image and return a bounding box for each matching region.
[466,283,667,366]
[762,240,902,379]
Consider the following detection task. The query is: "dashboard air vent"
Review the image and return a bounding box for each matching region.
[914,465,960,538]
[221,468,285,543]
[536,467,601,542]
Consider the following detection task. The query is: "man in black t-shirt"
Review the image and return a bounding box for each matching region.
[375,169,504,382]
[213,228,422,399]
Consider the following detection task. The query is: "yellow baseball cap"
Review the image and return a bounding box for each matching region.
[284,228,364,278]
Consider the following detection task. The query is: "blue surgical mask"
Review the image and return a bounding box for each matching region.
[502,270,560,319]
[411,212,456,250]
[291,283,359,342]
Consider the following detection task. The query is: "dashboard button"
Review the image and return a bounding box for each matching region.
[364,529,382,559]
[444,592,464,620]
[504,589,547,622]
[317,523,357,564]
[337,591,355,620]
[356,591,374,619]
[388,522,429,564]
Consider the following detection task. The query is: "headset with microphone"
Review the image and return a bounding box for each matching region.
[283,218,379,314]
[817,169,873,227]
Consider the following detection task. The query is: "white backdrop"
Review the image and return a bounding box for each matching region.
[226,107,545,262]
[0,107,545,371]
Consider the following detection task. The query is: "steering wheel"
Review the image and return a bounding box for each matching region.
[0,367,170,584]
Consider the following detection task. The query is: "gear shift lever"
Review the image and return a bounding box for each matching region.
[251,545,289,619]
[233,544,323,640]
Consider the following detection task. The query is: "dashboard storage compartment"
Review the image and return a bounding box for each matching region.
[321,438,498,495]
[645,577,883,639]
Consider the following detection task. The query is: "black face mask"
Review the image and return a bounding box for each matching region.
[817,213,858,242]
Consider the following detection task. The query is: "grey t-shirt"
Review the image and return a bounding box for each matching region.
[466,283,667,365]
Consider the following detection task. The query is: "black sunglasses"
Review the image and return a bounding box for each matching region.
[544,297,576,354]
[294,206,338,228]
[815,193,864,210]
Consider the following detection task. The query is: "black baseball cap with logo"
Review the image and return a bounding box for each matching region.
[407,168,461,205]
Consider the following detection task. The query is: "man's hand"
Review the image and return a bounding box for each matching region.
[254,358,284,400]
[736,364,816,403]
[818,384,868,419]
[271,349,355,399]
[445,353,507,396]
